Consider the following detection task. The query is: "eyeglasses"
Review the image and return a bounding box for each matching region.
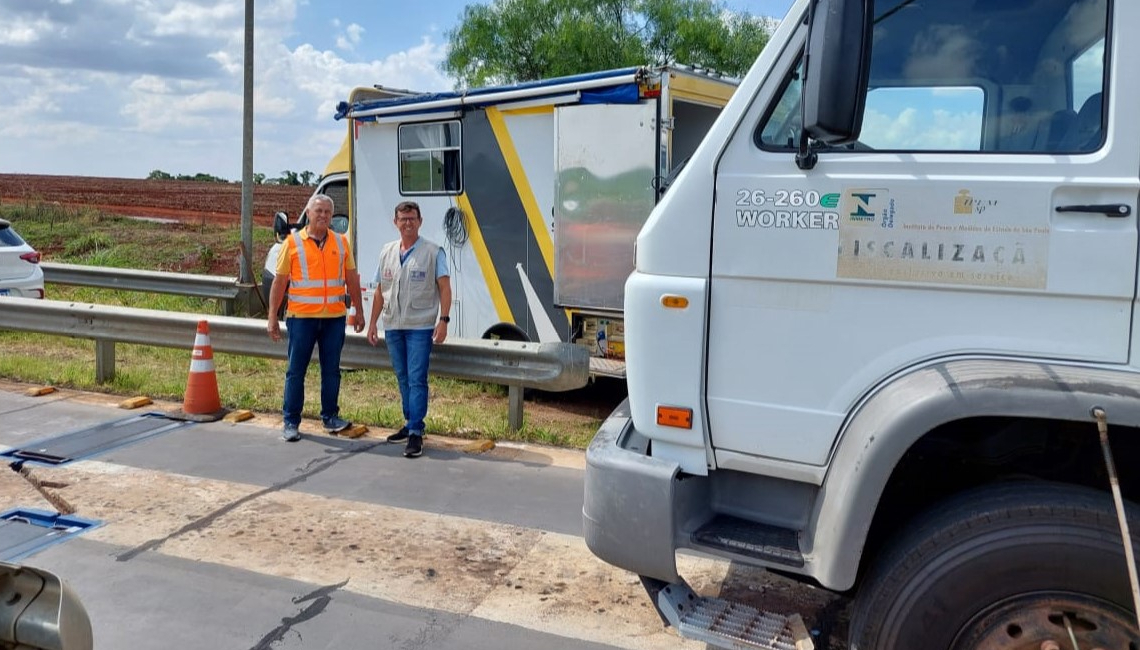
[395,216,419,223]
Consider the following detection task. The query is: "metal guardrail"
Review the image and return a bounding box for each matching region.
[41,263,243,314]
[0,297,590,430]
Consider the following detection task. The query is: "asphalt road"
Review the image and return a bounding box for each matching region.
[0,382,847,650]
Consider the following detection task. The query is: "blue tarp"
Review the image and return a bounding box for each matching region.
[580,84,640,105]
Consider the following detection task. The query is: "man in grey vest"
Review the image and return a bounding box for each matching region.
[366,201,451,458]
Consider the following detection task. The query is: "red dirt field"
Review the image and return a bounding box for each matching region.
[0,173,314,226]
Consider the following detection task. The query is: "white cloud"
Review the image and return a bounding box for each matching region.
[336,23,365,51]
[862,106,982,151]
[0,0,454,179]
[149,1,242,38]
[0,16,51,45]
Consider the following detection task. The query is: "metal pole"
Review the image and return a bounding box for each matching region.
[1091,407,1140,631]
[95,340,115,384]
[508,385,524,431]
[239,0,254,286]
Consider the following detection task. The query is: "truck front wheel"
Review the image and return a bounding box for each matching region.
[850,482,1140,650]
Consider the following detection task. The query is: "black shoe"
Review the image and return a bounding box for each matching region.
[386,427,409,443]
[404,435,423,458]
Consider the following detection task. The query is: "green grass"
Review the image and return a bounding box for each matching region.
[6,201,275,276]
[0,200,608,448]
[0,331,604,448]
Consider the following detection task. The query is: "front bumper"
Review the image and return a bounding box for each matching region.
[583,399,683,582]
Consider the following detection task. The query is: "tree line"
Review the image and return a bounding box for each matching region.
[145,170,318,186]
[443,0,772,87]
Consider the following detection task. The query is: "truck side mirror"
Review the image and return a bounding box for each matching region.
[272,211,291,240]
[0,561,93,650]
[802,0,873,146]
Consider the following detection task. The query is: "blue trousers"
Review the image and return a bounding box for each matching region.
[386,328,433,434]
[283,316,346,427]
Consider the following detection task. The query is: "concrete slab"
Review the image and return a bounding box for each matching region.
[27,538,625,650]
[0,390,126,448]
[87,419,587,537]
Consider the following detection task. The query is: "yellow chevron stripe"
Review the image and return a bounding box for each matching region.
[485,106,555,277]
[456,193,513,323]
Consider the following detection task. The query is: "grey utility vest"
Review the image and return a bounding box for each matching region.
[377,238,441,330]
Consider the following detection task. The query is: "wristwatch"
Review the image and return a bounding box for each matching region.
[439,316,450,323]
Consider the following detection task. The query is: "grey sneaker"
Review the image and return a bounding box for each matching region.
[323,416,351,434]
[404,434,423,458]
[386,427,409,443]
[282,423,301,442]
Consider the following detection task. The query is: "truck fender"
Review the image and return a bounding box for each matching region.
[807,357,1140,590]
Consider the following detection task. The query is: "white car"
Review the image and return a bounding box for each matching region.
[0,219,44,299]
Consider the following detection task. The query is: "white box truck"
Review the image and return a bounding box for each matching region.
[584,0,1140,648]
[324,66,737,378]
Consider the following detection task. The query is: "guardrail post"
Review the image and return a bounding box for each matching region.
[230,283,257,317]
[507,384,524,431]
[95,339,115,384]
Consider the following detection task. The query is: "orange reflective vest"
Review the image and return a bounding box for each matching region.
[284,230,348,317]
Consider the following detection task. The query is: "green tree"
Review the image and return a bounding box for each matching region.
[443,0,770,87]
[146,170,229,183]
[640,0,769,75]
[183,172,228,183]
[253,172,266,185]
[299,171,315,186]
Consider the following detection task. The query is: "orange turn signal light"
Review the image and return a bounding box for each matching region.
[661,295,689,309]
[656,406,693,429]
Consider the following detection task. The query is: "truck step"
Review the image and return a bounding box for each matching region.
[656,580,813,650]
[588,356,627,378]
[693,515,804,568]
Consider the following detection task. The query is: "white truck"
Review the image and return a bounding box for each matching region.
[326,66,737,378]
[583,0,1140,649]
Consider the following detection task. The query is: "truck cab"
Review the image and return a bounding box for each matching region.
[585,1,1140,648]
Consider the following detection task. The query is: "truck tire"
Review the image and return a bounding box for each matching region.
[849,481,1140,650]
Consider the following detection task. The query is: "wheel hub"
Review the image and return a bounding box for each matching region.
[953,591,1138,650]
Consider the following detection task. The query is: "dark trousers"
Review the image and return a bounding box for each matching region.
[282,315,346,426]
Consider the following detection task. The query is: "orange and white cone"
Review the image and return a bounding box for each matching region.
[170,320,226,421]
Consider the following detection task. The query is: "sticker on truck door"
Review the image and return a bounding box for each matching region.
[734,189,840,229]
[836,187,1049,289]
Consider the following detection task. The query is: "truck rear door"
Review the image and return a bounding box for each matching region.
[554,103,656,312]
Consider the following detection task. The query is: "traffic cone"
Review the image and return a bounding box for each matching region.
[168,320,227,422]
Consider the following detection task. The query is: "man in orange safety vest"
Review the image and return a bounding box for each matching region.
[267,194,364,441]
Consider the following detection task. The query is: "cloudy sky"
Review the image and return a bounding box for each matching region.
[0,0,794,182]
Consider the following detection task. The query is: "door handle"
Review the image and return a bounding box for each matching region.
[1054,203,1132,217]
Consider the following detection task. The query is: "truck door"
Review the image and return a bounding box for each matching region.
[554,103,656,312]
[706,0,1137,466]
